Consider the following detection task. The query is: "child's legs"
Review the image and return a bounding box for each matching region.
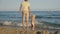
[25,12,29,28]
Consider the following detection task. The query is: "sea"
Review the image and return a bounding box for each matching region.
[0,11,60,24]
[0,11,60,34]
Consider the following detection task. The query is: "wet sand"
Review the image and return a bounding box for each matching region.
[0,26,36,34]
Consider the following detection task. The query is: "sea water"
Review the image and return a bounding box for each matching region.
[0,11,60,24]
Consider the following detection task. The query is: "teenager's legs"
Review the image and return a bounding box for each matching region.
[25,12,29,29]
[22,12,25,29]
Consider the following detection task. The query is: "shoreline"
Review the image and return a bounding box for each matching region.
[0,25,60,31]
[0,26,60,34]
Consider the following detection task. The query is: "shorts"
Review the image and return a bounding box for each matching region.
[22,11,29,20]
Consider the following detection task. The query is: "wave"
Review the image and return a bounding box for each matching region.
[38,20,60,27]
[0,21,31,27]
[35,15,60,19]
[0,20,60,29]
[35,20,60,29]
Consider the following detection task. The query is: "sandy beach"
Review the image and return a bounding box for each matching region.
[0,26,60,34]
[0,26,36,34]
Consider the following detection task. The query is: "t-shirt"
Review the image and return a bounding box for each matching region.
[21,1,30,12]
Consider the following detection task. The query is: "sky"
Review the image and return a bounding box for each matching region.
[0,0,60,11]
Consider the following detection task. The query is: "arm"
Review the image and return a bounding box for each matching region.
[28,6,30,17]
[19,4,22,12]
